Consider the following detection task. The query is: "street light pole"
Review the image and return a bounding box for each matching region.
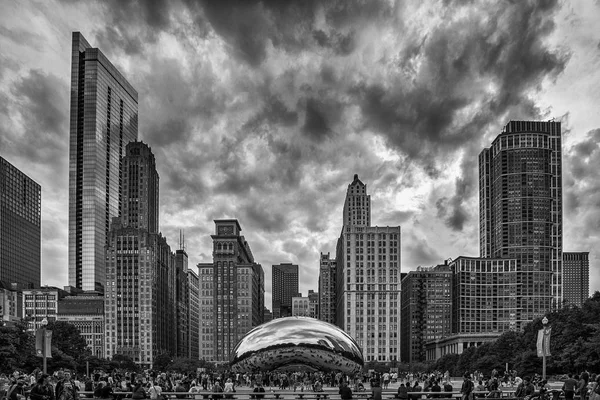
[41,318,48,374]
[542,316,548,380]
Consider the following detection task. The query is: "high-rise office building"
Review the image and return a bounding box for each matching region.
[336,175,401,363]
[175,249,189,358]
[187,268,200,360]
[198,220,264,363]
[308,289,319,319]
[400,264,452,364]
[480,120,562,326]
[69,32,138,292]
[0,157,41,288]
[562,252,589,307]
[272,263,299,319]
[318,252,336,324]
[104,142,175,367]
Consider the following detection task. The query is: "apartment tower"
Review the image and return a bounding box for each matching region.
[69,32,138,291]
[318,252,336,324]
[480,120,562,326]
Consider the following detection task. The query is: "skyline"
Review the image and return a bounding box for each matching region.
[1,1,599,307]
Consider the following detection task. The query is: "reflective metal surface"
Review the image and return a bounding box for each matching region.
[230,316,364,374]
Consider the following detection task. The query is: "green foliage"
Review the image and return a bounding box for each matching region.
[429,292,600,377]
[153,352,173,370]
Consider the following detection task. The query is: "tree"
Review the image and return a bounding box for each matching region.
[112,354,139,371]
[153,352,172,371]
[46,321,90,360]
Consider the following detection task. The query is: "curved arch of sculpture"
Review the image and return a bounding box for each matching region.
[229,316,364,374]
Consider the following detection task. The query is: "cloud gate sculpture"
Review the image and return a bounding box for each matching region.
[229,317,364,374]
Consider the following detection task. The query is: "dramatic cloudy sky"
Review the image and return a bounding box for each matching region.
[1,0,599,306]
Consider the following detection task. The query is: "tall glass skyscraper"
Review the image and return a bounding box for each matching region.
[0,157,41,288]
[479,120,562,327]
[68,32,138,291]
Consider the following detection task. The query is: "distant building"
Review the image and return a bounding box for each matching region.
[272,263,299,319]
[198,220,265,363]
[104,142,175,367]
[480,120,563,324]
[400,264,452,364]
[263,307,273,323]
[57,292,105,357]
[0,282,22,326]
[563,252,589,307]
[424,257,519,361]
[187,268,200,360]
[308,290,319,319]
[0,157,41,288]
[22,287,68,331]
[292,296,310,317]
[336,175,401,363]
[318,252,336,324]
[175,249,189,358]
[68,32,138,292]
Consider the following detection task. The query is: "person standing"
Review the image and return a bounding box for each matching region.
[371,381,382,400]
[339,381,353,400]
[563,375,578,400]
[30,374,55,400]
[461,374,474,400]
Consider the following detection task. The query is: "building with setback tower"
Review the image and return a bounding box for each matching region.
[480,121,562,326]
[69,32,138,292]
[336,175,401,362]
[198,220,264,363]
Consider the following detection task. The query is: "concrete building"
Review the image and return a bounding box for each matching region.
[0,157,41,288]
[562,252,589,307]
[272,263,299,319]
[198,220,265,363]
[22,287,68,331]
[57,292,105,357]
[400,264,452,364]
[68,32,138,292]
[263,307,273,323]
[104,142,176,367]
[480,120,562,325]
[336,175,401,363]
[175,249,189,358]
[308,290,319,319]
[318,252,336,324]
[0,282,22,327]
[292,296,310,317]
[187,268,200,360]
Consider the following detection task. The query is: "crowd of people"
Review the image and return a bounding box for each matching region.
[0,369,599,400]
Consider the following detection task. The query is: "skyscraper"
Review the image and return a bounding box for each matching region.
[479,120,562,326]
[400,264,452,364]
[272,263,299,319]
[336,175,401,363]
[562,252,589,307]
[104,142,174,367]
[199,220,264,363]
[318,252,336,324]
[0,157,41,288]
[69,32,138,292]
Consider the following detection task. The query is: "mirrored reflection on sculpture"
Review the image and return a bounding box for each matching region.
[230,316,364,374]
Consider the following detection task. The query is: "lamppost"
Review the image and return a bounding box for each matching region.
[39,318,49,374]
[541,316,550,380]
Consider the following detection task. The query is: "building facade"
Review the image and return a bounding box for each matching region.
[400,264,452,364]
[272,263,299,319]
[68,32,138,292]
[0,282,22,327]
[318,252,336,324]
[104,142,177,367]
[22,287,68,331]
[336,175,401,363]
[198,220,264,363]
[292,296,310,317]
[187,268,200,360]
[562,252,589,307]
[0,157,41,288]
[308,290,319,319]
[57,293,105,357]
[480,120,562,326]
[175,249,189,358]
